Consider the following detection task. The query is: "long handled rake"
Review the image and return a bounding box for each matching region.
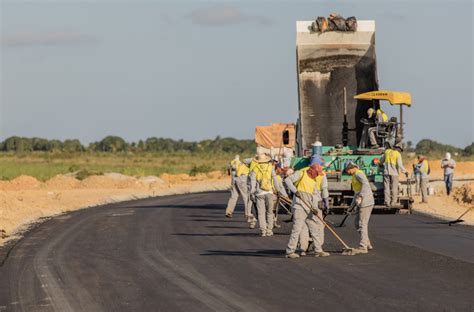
[279,196,353,252]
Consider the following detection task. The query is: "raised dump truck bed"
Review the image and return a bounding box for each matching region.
[296,20,378,153]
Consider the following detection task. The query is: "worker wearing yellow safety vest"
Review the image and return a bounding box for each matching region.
[380,143,407,207]
[344,161,375,255]
[414,155,430,203]
[367,107,389,148]
[225,155,249,219]
[249,153,286,237]
[284,163,330,258]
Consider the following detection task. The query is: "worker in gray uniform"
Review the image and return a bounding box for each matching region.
[414,155,430,203]
[380,143,407,206]
[249,154,286,237]
[441,152,456,196]
[344,162,374,255]
[284,164,330,259]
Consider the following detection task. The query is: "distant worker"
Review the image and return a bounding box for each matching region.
[344,162,374,254]
[284,163,330,259]
[225,155,242,218]
[414,155,430,203]
[380,143,407,207]
[295,156,330,257]
[441,152,456,196]
[249,153,285,237]
[367,107,388,148]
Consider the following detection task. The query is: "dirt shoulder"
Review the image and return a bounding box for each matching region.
[0,171,229,246]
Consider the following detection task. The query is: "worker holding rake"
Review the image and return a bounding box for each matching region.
[343,161,374,255]
[284,163,330,259]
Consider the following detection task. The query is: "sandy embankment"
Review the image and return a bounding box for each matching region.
[404,160,474,224]
[0,171,230,246]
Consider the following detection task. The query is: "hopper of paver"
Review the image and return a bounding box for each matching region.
[296,20,378,155]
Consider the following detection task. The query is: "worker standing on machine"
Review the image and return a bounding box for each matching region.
[380,143,407,207]
[284,163,330,259]
[344,162,374,255]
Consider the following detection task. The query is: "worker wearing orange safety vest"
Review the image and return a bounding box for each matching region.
[284,164,330,259]
[380,143,407,207]
[249,154,286,237]
[414,155,430,203]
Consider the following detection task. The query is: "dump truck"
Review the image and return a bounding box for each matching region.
[291,19,413,213]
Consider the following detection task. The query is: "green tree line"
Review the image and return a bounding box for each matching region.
[0,136,257,154]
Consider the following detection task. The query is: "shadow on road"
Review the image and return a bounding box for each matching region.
[201,249,285,258]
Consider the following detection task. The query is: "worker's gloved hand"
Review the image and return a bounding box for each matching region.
[322,198,330,215]
[355,195,362,206]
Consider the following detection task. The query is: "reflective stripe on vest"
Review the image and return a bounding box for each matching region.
[422,160,429,174]
[352,169,365,193]
[236,162,250,177]
[253,163,273,191]
[384,149,400,165]
[378,109,389,122]
[296,167,324,194]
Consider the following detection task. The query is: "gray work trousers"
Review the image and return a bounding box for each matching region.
[256,193,275,233]
[225,177,252,216]
[368,127,378,146]
[286,205,324,254]
[420,177,428,203]
[415,174,421,194]
[355,205,373,248]
[384,175,399,206]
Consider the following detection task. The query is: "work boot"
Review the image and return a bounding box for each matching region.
[266,230,274,237]
[286,253,300,259]
[260,231,267,237]
[249,222,256,229]
[367,244,373,250]
[300,251,307,257]
[225,213,232,218]
[314,251,330,257]
[352,247,368,255]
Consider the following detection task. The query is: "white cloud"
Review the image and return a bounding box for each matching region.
[189,5,272,27]
[1,32,100,47]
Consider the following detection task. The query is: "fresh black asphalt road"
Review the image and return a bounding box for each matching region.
[0,191,473,312]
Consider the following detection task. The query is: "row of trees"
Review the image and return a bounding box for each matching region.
[0,136,256,154]
[0,136,472,157]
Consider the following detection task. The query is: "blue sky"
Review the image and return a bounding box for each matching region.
[1,0,473,147]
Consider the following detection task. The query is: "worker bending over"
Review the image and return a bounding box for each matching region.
[344,162,374,254]
[284,164,330,259]
[249,154,286,237]
[380,143,407,207]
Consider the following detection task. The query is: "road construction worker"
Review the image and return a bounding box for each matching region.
[380,143,407,206]
[295,156,330,257]
[441,152,456,196]
[284,163,330,258]
[367,107,389,148]
[225,155,242,218]
[344,162,374,255]
[414,155,430,203]
[249,153,285,237]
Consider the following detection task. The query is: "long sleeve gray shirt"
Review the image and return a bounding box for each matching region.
[352,171,375,208]
[284,171,328,209]
[441,159,456,175]
[249,167,282,195]
[380,150,407,176]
